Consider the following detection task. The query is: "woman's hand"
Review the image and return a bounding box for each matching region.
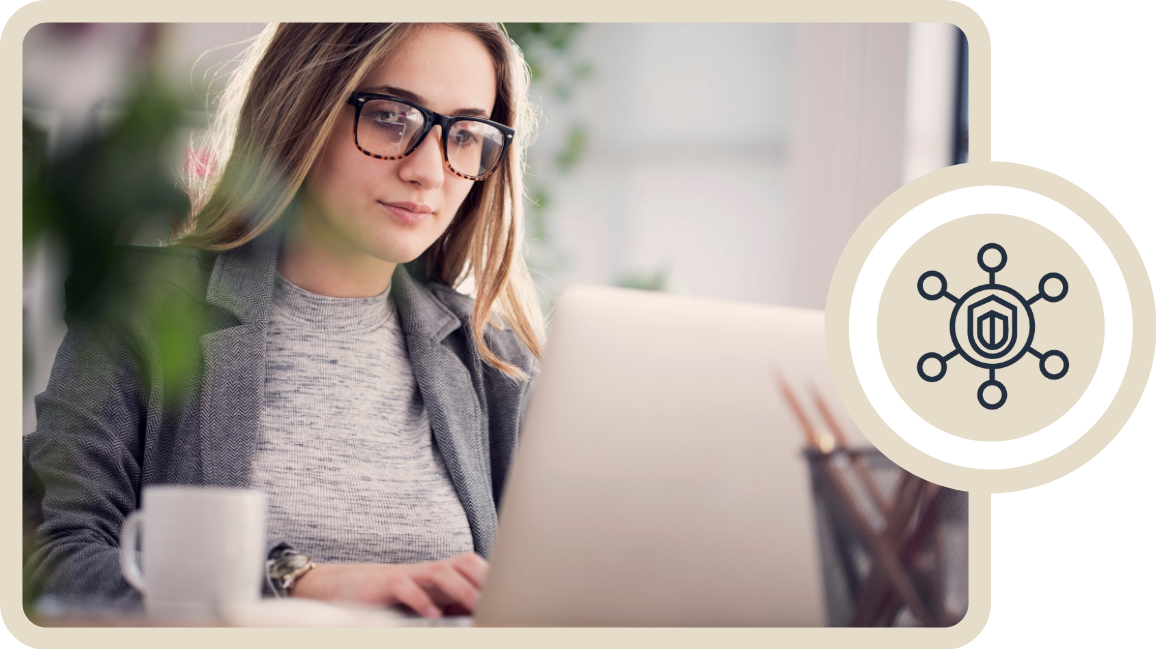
[288,552,489,618]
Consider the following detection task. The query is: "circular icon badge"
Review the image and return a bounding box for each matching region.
[826,162,1155,493]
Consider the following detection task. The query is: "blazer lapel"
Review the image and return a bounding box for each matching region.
[197,230,280,487]
[193,236,498,554]
[391,266,498,556]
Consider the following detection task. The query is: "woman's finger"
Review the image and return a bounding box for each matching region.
[387,573,442,618]
[418,563,481,611]
[449,552,490,590]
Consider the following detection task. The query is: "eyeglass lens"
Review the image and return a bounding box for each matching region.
[358,98,506,178]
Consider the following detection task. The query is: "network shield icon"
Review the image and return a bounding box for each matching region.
[968,294,1017,358]
[916,243,1070,410]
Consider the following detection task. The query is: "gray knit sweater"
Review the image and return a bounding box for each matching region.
[248,271,474,564]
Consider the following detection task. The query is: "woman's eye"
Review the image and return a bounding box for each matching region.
[452,130,478,147]
[369,111,403,125]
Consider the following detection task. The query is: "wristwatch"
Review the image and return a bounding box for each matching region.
[267,546,316,597]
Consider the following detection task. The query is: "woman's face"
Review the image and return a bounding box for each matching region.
[299,26,498,266]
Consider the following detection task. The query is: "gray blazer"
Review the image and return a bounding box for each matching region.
[22,228,537,606]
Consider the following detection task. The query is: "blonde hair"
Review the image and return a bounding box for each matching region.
[175,23,543,380]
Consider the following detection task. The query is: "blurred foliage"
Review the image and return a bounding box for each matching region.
[554,123,588,174]
[23,66,209,611]
[505,23,593,100]
[505,24,593,310]
[24,71,191,318]
[616,268,669,293]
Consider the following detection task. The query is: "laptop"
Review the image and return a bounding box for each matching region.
[460,284,846,627]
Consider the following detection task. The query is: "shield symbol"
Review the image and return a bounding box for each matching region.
[977,311,1008,349]
[967,294,1018,359]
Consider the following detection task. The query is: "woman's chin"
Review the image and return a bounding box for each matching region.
[362,241,435,266]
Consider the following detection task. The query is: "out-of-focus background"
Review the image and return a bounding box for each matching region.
[22,23,969,626]
[23,23,967,436]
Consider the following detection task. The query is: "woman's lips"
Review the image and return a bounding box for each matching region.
[379,201,432,224]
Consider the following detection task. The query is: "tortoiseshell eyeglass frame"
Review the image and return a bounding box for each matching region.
[346,91,515,181]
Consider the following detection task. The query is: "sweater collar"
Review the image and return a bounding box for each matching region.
[203,227,462,341]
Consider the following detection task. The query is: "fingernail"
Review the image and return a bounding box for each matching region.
[425,607,442,618]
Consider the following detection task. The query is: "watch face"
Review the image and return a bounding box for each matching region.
[271,553,310,579]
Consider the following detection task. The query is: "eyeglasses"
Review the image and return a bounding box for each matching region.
[346,91,515,181]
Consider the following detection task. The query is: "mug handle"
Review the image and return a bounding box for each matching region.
[119,511,147,593]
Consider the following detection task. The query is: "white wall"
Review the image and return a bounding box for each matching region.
[531,23,795,305]
[903,23,959,184]
[783,23,913,311]
[535,24,958,312]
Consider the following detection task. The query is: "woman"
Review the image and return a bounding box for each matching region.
[24,23,543,619]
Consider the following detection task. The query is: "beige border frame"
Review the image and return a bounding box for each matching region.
[4,1,993,647]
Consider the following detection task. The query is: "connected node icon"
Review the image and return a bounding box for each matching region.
[916,243,1069,410]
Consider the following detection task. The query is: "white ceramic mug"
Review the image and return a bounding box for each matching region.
[119,486,267,619]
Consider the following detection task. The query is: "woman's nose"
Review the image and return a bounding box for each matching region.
[397,125,446,189]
